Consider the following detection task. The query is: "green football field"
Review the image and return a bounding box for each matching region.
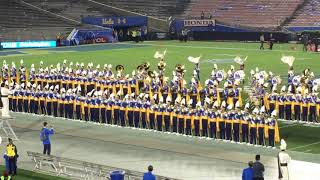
[0,165,68,180]
[0,41,319,179]
[1,40,320,156]
[1,41,320,80]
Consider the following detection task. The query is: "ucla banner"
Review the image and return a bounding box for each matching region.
[184,19,216,27]
[1,41,56,49]
[82,16,147,28]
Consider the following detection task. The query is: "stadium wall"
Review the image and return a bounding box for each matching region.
[286,27,320,32]
[170,19,290,42]
[192,31,289,42]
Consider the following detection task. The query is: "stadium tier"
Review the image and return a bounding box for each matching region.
[0,0,76,41]
[288,0,320,27]
[23,0,194,20]
[93,0,194,20]
[190,0,304,28]
[23,0,115,21]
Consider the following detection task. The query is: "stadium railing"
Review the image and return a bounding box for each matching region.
[27,151,179,180]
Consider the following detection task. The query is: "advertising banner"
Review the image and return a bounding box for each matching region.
[82,16,147,28]
[1,41,56,49]
[183,19,216,27]
[72,29,115,45]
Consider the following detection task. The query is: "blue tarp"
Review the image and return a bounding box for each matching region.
[70,28,116,45]
[82,16,147,28]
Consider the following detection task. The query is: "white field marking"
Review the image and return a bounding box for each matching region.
[170,50,241,58]
[303,149,312,153]
[296,57,312,60]
[279,123,299,129]
[214,53,242,56]
[302,123,320,128]
[120,42,306,53]
[113,48,130,51]
[278,119,298,124]
[289,141,320,150]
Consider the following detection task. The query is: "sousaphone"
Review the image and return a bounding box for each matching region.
[115,65,124,72]
[148,71,155,78]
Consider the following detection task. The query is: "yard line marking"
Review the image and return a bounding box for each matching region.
[279,124,299,129]
[303,149,312,153]
[289,141,320,150]
[302,123,320,128]
[121,42,308,53]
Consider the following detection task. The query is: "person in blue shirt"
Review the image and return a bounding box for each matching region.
[40,122,54,155]
[3,153,9,173]
[242,161,254,180]
[143,165,156,180]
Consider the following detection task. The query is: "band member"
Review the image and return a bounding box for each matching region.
[266,110,278,148]
[278,139,291,180]
[39,85,47,115]
[106,95,114,124]
[208,102,218,139]
[127,94,135,127]
[178,99,186,134]
[278,86,286,119]
[74,89,83,120]
[148,99,155,130]
[308,87,317,122]
[268,87,277,115]
[193,102,201,136]
[52,85,59,117]
[233,101,241,142]
[172,98,180,133]
[156,97,164,131]
[113,93,121,125]
[225,104,233,141]
[250,107,259,145]
[201,101,209,137]
[20,84,26,112]
[301,90,309,121]
[163,98,172,132]
[218,101,227,140]
[185,101,192,136]
[292,87,302,121]
[257,107,266,146]
[241,103,250,143]
[133,94,142,128]
[284,87,293,120]
[142,95,150,129]
[119,95,128,126]
[1,81,11,117]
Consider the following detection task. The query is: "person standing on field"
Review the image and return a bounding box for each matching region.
[260,34,265,50]
[40,122,54,155]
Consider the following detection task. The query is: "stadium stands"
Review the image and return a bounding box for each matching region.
[0,0,74,28]
[23,0,115,21]
[189,0,305,28]
[288,0,320,27]
[92,0,195,20]
[24,0,195,20]
[0,0,77,41]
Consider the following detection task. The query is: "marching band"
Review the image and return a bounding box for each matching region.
[3,52,318,149]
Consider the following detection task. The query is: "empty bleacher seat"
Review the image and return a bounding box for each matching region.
[189,0,305,28]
